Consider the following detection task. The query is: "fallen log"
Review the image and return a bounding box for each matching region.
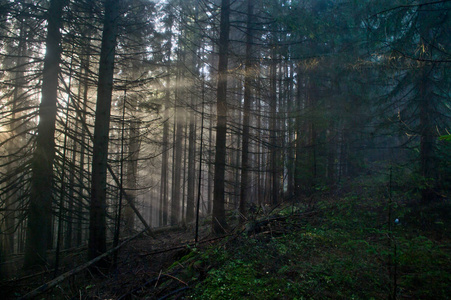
[19,230,145,300]
[139,233,233,257]
[244,210,317,235]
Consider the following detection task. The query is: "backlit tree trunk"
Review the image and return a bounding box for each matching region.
[23,0,66,269]
[239,0,254,223]
[212,0,230,234]
[88,0,119,262]
[125,118,140,233]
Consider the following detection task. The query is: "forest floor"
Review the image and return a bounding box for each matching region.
[3,193,451,299]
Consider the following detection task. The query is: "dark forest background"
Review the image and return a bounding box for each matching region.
[0,0,450,295]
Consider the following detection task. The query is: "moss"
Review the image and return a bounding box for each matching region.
[179,197,450,299]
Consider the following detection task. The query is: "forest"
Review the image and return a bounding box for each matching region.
[0,0,450,299]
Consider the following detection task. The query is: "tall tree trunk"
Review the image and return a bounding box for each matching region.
[124,118,140,233]
[88,0,119,262]
[182,122,189,222]
[185,3,201,224]
[23,0,66,269]
[212,0,230,234]
[233,95,241,208]
[207,107,213,214]
[159,83,170,227]
[256,78,263,206]
[159,20,173,227]
[171,46,185,225]
[307,77,318,193]
[294,67,303,201]
[65,138,77,249]
[76,47,90,247]
[239,0,254,223]
[287,63,295,198]
[278,61,286,198]
[270,38,278,205]
[186,105,197,223]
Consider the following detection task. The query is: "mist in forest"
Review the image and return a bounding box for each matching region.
[0,0,450,298]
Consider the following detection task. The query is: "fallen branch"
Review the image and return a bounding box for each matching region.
[157,286,190,300]
[1,269,53,285]
[19,230,145,300]
[117,272,178,300]
[139,234,233,258]
[107,164,155,238]
[161,272,188,286]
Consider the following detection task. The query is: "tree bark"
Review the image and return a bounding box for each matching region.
[212,0,230,234]
[159,18,173,227]
[170,45,185,225]
[294,66,303,201]
[88,0,120,263]
[23,0,66,269]
[270,34,278,205]
[76,46,90,247]
[186,106,197,223]
[239,0,254,224]
[160,78,170,227]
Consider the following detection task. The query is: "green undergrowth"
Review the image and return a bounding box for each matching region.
[163,197,451,299]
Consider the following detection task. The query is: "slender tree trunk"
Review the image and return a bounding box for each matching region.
[186,105,197,223]
[185,4,201,224]
[234,97,241,208]
[23,0,66,269]
[88,0,119,263]
[207,107,213,214]
[76,48,90,247]
[287,63,295,198]
[270,38,278,205]
[171,46,185,225]
[212,0,230,234]
[160,107,169,227]
[239,0,254,224]
[278,61,286,198]
[170,109,183,226]
[235,108,242,209]
[159,25,172,227]
[125,118,140,233]
[256,78,263,206]
[294,66,303,200]
[65,137,77,250]
[182,122,189,222]
[307,77,318,192]
[160,90,170,227]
